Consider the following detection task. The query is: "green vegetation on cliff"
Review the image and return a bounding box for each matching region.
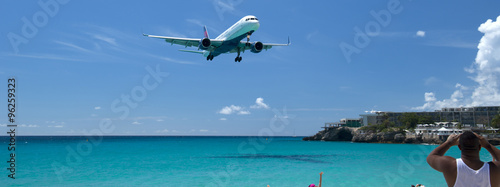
[360,113,435,133]
[359,118,404,133]
[398,113,434,130]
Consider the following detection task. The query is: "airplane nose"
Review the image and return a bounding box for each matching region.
[254,21,260,30]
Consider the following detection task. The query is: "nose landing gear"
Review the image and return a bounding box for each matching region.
[245,32,252,47]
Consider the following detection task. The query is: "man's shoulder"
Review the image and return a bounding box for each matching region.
[443,156,458,163]
[436,156,458,173]
[441,157,457,171]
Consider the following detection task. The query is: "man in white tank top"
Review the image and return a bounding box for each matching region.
[427,131,500,187]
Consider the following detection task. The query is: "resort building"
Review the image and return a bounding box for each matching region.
[359,106,500,127]
[413,121,499,141]
[323,118,363,129]
[322,106,500,141]
[415,122,465,135]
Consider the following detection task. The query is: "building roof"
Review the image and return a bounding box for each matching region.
[438,127,454,131]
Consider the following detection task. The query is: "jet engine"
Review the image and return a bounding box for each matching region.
[199,38,211,50]
[250,41,263,53]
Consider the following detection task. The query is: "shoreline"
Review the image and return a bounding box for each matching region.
[302,127,500,145]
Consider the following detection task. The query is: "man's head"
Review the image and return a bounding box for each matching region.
[458,131,480,152]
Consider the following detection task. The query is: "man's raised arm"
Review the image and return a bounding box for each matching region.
[476,133,500,162]
[427,134,460,172]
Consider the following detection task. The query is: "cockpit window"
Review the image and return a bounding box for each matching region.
[245,17,258,21]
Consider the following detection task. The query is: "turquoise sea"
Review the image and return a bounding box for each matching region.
[1,136,495,186]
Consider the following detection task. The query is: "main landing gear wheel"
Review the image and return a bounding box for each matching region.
[235,47,242,62]
[234,56,242,62]
[206,55,214,61]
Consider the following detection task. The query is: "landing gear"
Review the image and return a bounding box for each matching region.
[235,47,242,62]
[245,32,252,47]
[206,54,214,61]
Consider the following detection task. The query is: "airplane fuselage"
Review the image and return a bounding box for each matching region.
[205,16,260,57]
[216,16,260,41]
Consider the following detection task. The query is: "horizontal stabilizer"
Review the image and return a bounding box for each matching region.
[179,49,204,54]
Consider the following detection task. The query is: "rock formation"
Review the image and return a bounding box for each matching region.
[303,127,500,145]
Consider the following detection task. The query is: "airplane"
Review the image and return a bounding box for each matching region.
[143,15,290,62]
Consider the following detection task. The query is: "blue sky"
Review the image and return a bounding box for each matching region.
[2,0,500,136]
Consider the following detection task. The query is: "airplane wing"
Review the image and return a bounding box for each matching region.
[229,37,291,53]
[143,33,224,48]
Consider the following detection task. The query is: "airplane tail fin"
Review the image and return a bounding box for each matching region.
[203,26,210,39]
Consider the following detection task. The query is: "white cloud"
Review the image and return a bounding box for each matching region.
[93,34,117,46]
[199,129,209,132]
[218,105,243,115]
[156,119,164,122]
[219,118,227,121]
[414,84,468,111]
[425,92,437,102]
[0,124,6,127]
[161,28,187,38]
[148,54,198,65]
[238,110,251,115]
[19,124,39,128]
[415,16,500,110]
[186,19,221,34]
[250,97,270,109]
[131,121,142,125]
[218,97,268,115]
[212,0,244,21]
[45,121,65,128]
[94,106,101,110]
[470,16,500,106]
[424,76,439,86]
[3,52,84,62]
[416,30,426,37]
[54,41,93,53]
[186,18,203,27]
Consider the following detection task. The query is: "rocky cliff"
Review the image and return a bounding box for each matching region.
[304,127,443,144]
[303,127,500,145]
[302,127,353,141]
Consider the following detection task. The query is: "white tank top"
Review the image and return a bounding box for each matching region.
[454,158,490,187]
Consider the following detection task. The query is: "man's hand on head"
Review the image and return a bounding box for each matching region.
[474,132,490,148]
[446,134,460,146]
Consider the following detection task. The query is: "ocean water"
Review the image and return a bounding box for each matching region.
[0,136,495,186]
